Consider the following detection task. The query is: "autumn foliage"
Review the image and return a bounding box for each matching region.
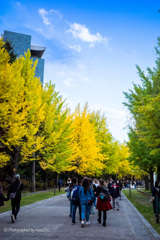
[0,37,135,182]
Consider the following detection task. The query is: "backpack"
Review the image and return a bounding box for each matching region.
[71,186,80,204]
[99,187,110,201]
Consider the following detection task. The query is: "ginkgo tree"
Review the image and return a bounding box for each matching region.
[39,82,74,174]
[123,38,160,186]
[68,103,105,176]
[0,39,30,176]
[0,38,45,181]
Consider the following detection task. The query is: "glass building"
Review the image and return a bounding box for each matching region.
[3,30,45,85]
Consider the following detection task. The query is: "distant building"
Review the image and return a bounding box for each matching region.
[3,30,45,85]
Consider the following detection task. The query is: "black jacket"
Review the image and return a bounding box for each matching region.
[110,184,120,198]
[96,186,110,197]
[0,191,8,206]
[7,180,23,201]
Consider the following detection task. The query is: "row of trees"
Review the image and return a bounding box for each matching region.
[123,38,160,190]
[0,38,143,191]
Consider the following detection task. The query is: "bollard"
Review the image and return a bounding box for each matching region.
[156,195,159,223]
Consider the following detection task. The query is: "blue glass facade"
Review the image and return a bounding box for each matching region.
[3,30,45,85]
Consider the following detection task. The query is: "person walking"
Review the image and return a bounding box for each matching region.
[68,177,77,217]
[96,179,112,226]
[0,185,8,207]
[108,178,112,193]
[117,180,122,200]
[57,178,63,191]
[70,179,82,225]
[7,174,23,223]
[93,178,99,208]
[151,180,160,217]
[110,180,120,211]
[79,177,94,227]
[89,178,96,214]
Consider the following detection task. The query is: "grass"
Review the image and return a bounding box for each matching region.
[0,189,65,214]
[123,189,160,235]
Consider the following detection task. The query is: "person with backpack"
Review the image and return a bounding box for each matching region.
[0,185,8,207]
[7,174,23,223]
[110,180,120,211]
[96,179,112,226]
[68,177,77,217]
[79,177,94,227]
[70,179,82,225]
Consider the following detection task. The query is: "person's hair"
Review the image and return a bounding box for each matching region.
[0,185,2,191]
[15,174,20,180]
[88,178,92,184]
[155,181,158,188]
[72,177,77,184]
[99,179,105,187]
[78,179,82,185]
[94,178,98,184]
[82,177,89,194]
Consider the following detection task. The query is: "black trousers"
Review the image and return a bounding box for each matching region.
[11,199,21,218]
[58,184,61,191]
[98,210,107,223]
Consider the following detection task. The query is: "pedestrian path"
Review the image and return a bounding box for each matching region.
[0,193,160,240]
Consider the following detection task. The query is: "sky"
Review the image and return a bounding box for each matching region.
[0,0,160,143]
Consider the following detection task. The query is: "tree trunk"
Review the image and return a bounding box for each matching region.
[150,169,154,192]
[56,173,59,188]
[157,166,160,182]
[145,175,149,190]
[11,147,19,182]
[32,160,36,192]
[44,171,48,190]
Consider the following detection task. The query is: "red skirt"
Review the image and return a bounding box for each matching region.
[96,197,113,211]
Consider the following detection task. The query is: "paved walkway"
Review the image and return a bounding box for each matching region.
[0,193,160,240]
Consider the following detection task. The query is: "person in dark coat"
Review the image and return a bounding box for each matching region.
[108,178,112,193]
[68,177,77,217]
[57,178,63,191]
[110,180,120,210]
[151,181,160,216]
[0,185,8,207]
[96,179,113,227]
[7,174,23,223]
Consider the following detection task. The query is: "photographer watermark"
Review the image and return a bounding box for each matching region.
[3,227,50,233]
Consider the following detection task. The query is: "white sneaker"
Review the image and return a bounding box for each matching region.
[81,220,85,227]
[11,214,15,223]
[86,221,90,225]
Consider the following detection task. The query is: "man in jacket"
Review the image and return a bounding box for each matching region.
[7,174,23,223]
[110,180,120,211]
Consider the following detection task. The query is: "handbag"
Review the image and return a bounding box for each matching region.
[9,182,21,200]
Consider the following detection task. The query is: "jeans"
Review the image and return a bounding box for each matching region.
[112,197,120,210]
[71,201,77,223]
[81,203,90,221]
[90,202,95,213]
